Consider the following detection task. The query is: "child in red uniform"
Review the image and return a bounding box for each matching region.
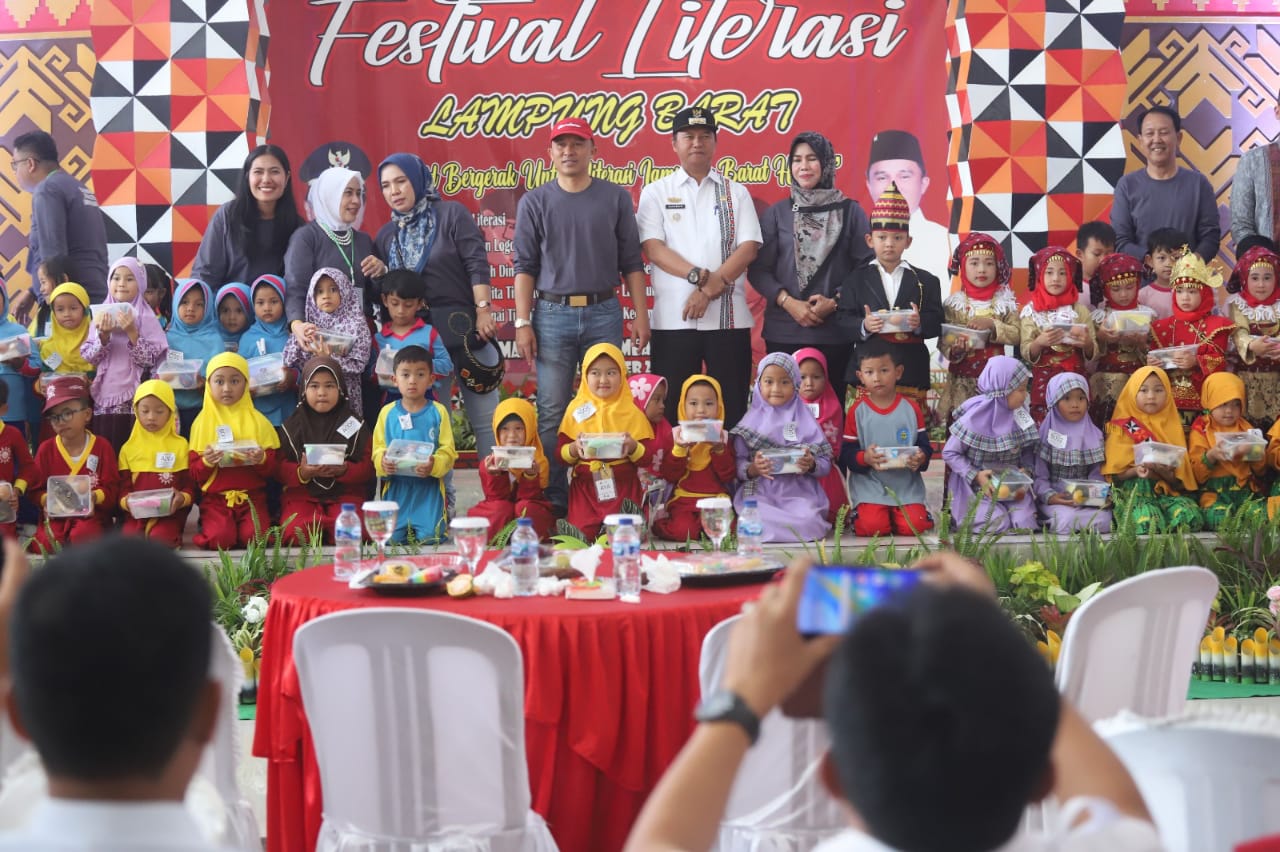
[0,381,36,539]
[557,343,654,540]
[1148,251,1233,430]
[188,352,280,549]
[118,380,194,548]
[276,356,374,544]
[629,373,673,513]
[653,374,737,542]
[1018,247,1095,424]
[794,347,850,522]
[30,376,117,552]
[468,398,554,539]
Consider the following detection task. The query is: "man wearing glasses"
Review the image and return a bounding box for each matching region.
[9,131,109,317]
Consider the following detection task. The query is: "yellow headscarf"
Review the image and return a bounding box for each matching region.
[492,397,549,488]
[188,352,282,453]
[1103,366,1197,492]
[37,283,94,374]
[119,380,189,474]
[558,343,655,442]
[1199,372,1247,431]
[676,373,724,472]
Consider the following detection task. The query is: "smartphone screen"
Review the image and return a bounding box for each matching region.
[795,565,922,636]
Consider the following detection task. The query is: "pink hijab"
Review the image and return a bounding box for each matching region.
[793,347,843,452]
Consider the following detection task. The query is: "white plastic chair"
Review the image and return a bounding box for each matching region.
[293,607,558,852]
[698,615,845,852]
[1096,708,1280,852]
[1055,566,1218,722]
[201,624,262,849]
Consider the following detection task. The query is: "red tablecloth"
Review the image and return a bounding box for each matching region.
[252,557,764,852]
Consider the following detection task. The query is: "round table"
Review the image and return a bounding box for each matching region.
[252,556,767,852]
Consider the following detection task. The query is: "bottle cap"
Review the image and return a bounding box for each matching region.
[744,498,757,508]
[517,518,533,526]
[341,503,355,511]
[620,518,634,525]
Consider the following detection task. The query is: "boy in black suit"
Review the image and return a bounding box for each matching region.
[837,182,942,405]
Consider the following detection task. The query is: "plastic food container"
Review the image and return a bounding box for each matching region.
[154,359,203,390]
[304,443,348,466]
[760,448,806,474]
[385,439,436,474]
[89,302,133,326]
[247,353,286,394]
[1149,345,1198,370]
[374,346,397,388]
[129,487,177,519]
[679,420,723,443]
[1133,441,1187,469]
[1061,479,1110,508]
[578,433,627,460]
[46,475,93,518]
[492,445,536,470]
[1050,322,1085,344]
[0,333,30,361]
[1215,430,1267,462]
[876,308,915,333]
[215,440,263,468]
[0,481,16,524]
[1103,307,1156,332]
[990,469,1032,502]
[318,329,355,357]
[876,446,921,470]
[939,323,991,351]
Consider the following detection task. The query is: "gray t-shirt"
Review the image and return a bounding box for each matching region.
[1111,167,1220,262]
[512,178,644,295]
[375,200,490,309]
[28,171,108,302]
[191,202,295,290]
[283,221,380,323]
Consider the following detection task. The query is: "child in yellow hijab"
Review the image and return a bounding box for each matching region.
[467,397,554,539]
[1103,366,1202,533]
[557,343,654,540]
[118,380,194,547]
[30,282,94,443]
[1187,372,1267,529]
[653,374,736,542]
[187,352,280,549]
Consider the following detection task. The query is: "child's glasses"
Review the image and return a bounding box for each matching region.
[46,405,89,424]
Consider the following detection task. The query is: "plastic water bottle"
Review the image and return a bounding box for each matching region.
[334,503,361,582]
[510,518,540,597]
[613,518,642,603]
[737,498,764,557]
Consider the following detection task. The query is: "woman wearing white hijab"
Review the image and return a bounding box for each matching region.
[284,165,387,348]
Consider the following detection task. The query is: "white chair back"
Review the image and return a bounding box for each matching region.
[699,615,845,852]
[1099,710,1280,852]
[293,607,557,851]
[1055,566,1218,722]
[200,624,261,849]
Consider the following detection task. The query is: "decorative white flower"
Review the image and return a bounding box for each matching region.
[0,447,11,464]
[242,596,269,624]
[628,376,653,401]
[158,471,174,485]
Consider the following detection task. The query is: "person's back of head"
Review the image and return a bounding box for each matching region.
[1237,234,1279,256]
[8,536,215,792]
[824,583,1060,852]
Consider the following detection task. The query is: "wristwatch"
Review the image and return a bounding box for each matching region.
[514,317,532,329]
[475,300,490,310]
[694,691,760,744]
[687,266,704,286]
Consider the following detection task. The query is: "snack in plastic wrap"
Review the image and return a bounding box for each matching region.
[128,488,177,519]
[492,445,536,470]
[46,475,92,518]
[154,359,203,390]
[385,439,436,474]
[578,433,626,460]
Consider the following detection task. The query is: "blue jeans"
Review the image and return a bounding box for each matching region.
[533,298,624,509]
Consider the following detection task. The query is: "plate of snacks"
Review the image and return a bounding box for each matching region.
[348,554,457,596]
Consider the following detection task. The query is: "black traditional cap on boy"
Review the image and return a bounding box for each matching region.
[673,107,718,136]
[867,129,925,171]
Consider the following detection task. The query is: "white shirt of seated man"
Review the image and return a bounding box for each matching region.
[812,796,1164,852]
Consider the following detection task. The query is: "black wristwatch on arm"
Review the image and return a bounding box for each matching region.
[687,266,704,286]
[695,690,760,745]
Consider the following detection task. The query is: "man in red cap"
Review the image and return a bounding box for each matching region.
[512,116,649,511]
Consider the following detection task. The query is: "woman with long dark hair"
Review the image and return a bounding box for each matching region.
[192,144,303,290]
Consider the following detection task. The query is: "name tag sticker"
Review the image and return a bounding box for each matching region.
[572,402,596,422]
[398,413,414,431]
[1013,409,1035,430]
[593,466,617,502]
[1047,430,1068,450]
[806,402,820,418]
[257,338,267,356]
[44,352,62,369]
[167,350,184,362]
[86,454,98,473]
[216,425,234,445]
[337,417,361,439]
[155,452,176,470]
[783,422,799,442]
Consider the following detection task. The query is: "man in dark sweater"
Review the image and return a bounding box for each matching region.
[837,182,942,403]
[10,131,108,316]
[512,117,650,511]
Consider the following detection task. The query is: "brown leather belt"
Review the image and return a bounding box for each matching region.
[536,290,616,307]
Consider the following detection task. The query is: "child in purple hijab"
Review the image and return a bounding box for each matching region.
[730,352,832,542]
[80,257,169,451]
[942,355,1037,532]
[1034,372,1111,534]
[282,267,372,413]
